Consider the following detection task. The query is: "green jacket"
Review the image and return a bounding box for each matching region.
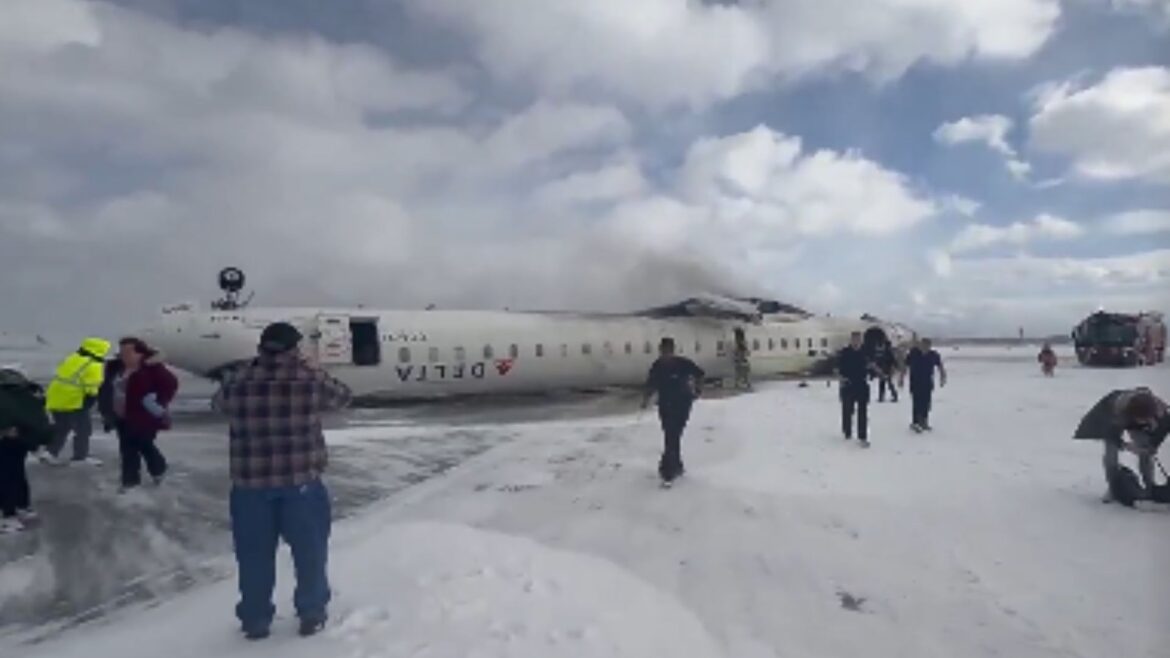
[1073,388,1169,448]
[0,370,54,450]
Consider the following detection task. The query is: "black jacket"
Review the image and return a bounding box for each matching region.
[645,356,705,407]
[837,346,873,388]
[0,375,53,450]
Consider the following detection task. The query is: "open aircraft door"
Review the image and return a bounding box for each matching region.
[311,313,353,365]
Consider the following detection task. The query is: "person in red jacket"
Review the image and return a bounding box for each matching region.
[98,337,179,491]
[1037,342,1057,377]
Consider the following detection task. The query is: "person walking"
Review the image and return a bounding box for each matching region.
[1037,342,1057,377]
[875,341,899,403]
[900,338,946,432]
[838,331,877,447]
[43,337,110,465]
[642,337,705,485]
[731,328,751,390]
[212,322,352,640]
[98,338,179,491]
[0,365,54,533]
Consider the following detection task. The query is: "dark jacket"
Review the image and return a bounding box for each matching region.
[1073,388,1169,448]
[212,350,352,489]
[645,355,705,408]
[0,372,53,450]
[837,346,873,388]
[98,355,180,434]
[905,348,943,390]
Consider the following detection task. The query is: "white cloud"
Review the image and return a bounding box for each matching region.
[533,158,648,206]
[950,213,1085,253]
[943,195,983,217]
[1029,66,1170,184]
[678,125,938,239]
[1005,159,1033,180]
[1103,0,1170,21]
[934,115,1017,156]
[929,249,955,277]
[0,0,100,55]
[1100,209,1170,235]
[479,101,632,172]
[405,0,1061,110]
[905,249,1170,335]
[933,114,1033,180]
[0,0,1154,342]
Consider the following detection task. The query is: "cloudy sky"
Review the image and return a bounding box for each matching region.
[2,0,1168,339]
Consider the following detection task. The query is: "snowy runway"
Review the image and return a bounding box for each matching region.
[5,347,1169,657]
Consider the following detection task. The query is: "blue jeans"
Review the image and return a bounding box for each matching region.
[230,479,332,631]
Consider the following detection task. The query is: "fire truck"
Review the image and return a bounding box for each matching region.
[1072,310,1166,367]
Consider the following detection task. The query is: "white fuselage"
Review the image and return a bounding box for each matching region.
[142,303,896,401]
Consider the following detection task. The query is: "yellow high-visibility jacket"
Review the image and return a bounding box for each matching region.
[45,337,111,412]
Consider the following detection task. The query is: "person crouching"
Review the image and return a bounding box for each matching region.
[98,338,179,491]
[0,365,53,533]
[1073,387,1168,504]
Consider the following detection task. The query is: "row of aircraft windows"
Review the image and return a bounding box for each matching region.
[394,336,832,364]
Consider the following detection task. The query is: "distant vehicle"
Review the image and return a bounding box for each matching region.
[1072,310,1166,367]
[137,268,916,402]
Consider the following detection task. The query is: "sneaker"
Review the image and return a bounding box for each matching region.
[921,423,933,431]
[859,439,871,448]
[910,423,923,433]
[298,618,326,637]
[16,508,38,523]
[242,627,270,641]
[39,452,67,466]
[0,518,25,534]
[152,475,164,487]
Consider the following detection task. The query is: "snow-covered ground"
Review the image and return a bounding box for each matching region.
[4,346,1169,657]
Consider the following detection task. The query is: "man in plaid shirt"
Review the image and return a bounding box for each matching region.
[212,321,352,640]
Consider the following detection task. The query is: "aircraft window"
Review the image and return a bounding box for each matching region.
[560,344,568,357]
[781,338,789,349]
[694,341,701,353]
[509,343,519,359]
[428,347,439,363]
[454,346,466,362]
[768,338,775,351]
[716,340,725,355]
[820,338,829,348]
[603,341,613,355]
[644,341,652,354]
[536,344,544,357]
[624,342,632,355]
[483,344,494,359]
[805,338,812,350]
[752,339,761,351]
[582,343,592,355]
[398,347,411,364]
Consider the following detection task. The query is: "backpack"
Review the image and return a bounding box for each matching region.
[1108,466,1145,508]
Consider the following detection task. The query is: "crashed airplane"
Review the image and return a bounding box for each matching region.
[140,269,914,401]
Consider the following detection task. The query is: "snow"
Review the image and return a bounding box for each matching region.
[6,347,1170,658]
